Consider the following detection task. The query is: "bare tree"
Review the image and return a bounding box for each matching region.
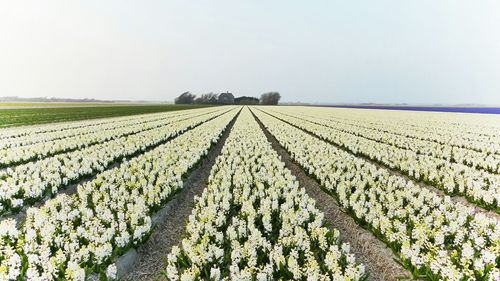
[260,92,281,105]
[174,92,196,104]
[194,93,218,104]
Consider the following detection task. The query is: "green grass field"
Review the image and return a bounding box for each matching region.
[0,104,215,128]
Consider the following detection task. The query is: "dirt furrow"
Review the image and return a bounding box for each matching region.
[122,110,240,281]
[3,108,235,225]
[251,108,414,281]
[257,108,499,219]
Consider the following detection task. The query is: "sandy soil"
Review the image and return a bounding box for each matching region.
[251,108,414,281]
[1,110,231,225]
[122,111,239,281]
[263,109,499,220]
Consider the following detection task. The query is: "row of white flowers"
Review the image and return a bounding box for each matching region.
[292,106,500,154]
[0,108,222,167]
[270,108,500,175]
[0,108,231,216]
[253,108,500,281]
[0,107,200,141]
[263,109,500,211]
[165,108,365,281]
[0,108,201,149]
[0,108,239,281]
[270,106,500,161]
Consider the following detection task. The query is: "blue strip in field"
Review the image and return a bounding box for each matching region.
[321,105,500,114]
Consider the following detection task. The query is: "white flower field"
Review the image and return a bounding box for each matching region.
[0,106,499,281]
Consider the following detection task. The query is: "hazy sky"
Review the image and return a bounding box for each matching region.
[1,1,499,104]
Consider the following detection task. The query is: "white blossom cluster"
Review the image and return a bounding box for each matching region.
[265,109,500,211]
[0,108,238,280]
[0,108,229,215]
[0,219,21,280]
[0,107,217,167]
[165,108,365,281]
[254,109,500,281]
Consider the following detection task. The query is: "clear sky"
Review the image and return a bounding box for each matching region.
[1,1,499,104]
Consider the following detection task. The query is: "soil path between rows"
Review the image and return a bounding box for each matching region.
[0,108,223,170]
[123,110,240,281]
[250,108,414,281]
[3,109,233,225]
[258,108,499,220]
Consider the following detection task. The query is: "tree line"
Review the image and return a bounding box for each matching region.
[174,91,281,105]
